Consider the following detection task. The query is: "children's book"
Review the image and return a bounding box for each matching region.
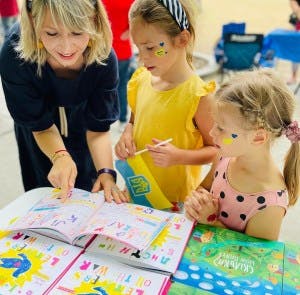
[86,213,194,275]
[46,252,171,295]
[172,224,285,295]
[282,242,300,294]
[0,230,82,295]
[4,187,172,251]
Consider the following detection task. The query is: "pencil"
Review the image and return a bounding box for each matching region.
[134,138,173,156]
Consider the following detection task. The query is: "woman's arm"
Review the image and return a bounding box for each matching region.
[87,130,129,203]
[33,124,77,200]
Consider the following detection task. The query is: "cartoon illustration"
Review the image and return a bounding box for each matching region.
[0,253,31,278]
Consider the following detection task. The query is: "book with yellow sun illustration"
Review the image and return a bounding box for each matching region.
[85,213,194,275]
[171,224,285,295]
[0,230,82,295]
[4,187,172,251]
[47,252,171,295]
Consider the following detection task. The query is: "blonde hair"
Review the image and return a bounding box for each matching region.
[129,0,198,68]
[16,0,112,76]
[215,69,299,206]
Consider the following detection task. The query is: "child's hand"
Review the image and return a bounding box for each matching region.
[147,138,179,167]
[115,123,136,160]
[184,188,219,224]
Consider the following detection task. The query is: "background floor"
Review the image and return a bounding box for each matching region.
[0,0,299,243]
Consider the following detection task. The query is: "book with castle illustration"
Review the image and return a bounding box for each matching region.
[5,187,172,251]
[46,252,171,295]
[86,213,194,275]
[171,224,285,295]
[0,229,82,295]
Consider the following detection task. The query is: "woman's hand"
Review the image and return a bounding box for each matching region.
[184,188,219,224]
[147,138,180,167]
[115,123,136,160]
[48,154,77,202]
[92,173,130,203]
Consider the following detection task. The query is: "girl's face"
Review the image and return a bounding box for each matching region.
[130,19,181,77]
[209,104,250,158]
[39,9,90,70]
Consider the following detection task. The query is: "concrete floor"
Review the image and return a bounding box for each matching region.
[0,0,300,243]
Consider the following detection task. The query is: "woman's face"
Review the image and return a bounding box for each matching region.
[39,9,90,70]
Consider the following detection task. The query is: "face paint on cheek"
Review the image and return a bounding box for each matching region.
[155,41,168,57]
[222,133,238,145]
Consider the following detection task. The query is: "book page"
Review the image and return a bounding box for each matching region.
[7,188,105,244]
[87,214,194,274]
[0,230,82,295]
[47,252,170,295]
[80,202,172,251]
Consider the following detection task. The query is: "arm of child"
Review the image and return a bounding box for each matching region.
[146,95,217,167]
[115,112,136,160]
[245,206,286,240]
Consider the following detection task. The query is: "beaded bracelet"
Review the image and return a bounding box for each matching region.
[97,168,117,183]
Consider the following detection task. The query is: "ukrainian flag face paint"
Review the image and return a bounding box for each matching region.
[155,42,168,57]
[222,134,238,145]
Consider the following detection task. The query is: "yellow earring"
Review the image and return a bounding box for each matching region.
[37,40,44,49]
[87,39,92,48]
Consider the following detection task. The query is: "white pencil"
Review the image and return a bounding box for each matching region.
[134,138,173,156]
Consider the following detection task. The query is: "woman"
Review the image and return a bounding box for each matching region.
[0,0,128,202]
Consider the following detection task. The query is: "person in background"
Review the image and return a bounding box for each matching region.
[0,0,128,203]
[115,0,217,211]
[0,0,19,45]
[185,69,300,241]
[288,0,300,84]
[102,0,135,132]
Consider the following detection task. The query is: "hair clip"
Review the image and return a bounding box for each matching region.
[26,0,33,12]
[283,121,300,144]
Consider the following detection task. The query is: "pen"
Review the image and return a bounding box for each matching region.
[134,138,173,156]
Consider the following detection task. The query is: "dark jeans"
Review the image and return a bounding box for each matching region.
[118,59,131,122]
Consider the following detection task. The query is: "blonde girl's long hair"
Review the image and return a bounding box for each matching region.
[16,0,112,76]
[215,69,299,206]
[129,0,199,69]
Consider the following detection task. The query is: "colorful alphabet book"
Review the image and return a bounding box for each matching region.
[5,187,172,251]
[172,224,285,295]
[0,230,82,295]
[46,252,171,295]
[86,213,194,275]
[282,242,300,293]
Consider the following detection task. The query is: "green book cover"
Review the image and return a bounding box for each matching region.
[283,242,300,294]
[171,224,284,295]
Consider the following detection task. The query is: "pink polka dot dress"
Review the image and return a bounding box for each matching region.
[211,157,288,232]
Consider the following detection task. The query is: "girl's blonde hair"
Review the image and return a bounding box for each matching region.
[129,0,199,68]
[16,0,112,76]
[215,69,299,206]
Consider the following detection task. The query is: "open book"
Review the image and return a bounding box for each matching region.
[86,213,194,275]
[5,187,172,251]
[46,252,171,295]
[0,230,82,295]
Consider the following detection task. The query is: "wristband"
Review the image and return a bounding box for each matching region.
[97,168,117,183]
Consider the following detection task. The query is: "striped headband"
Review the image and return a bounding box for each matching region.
[158,0,189,30]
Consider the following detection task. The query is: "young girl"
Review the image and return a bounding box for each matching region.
[185,69,300,240]
[115,0,217,209]
[0,0,128,203]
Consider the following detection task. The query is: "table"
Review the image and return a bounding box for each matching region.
[264,28,300,63]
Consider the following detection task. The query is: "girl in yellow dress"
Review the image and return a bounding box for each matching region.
[115,0,217,209]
